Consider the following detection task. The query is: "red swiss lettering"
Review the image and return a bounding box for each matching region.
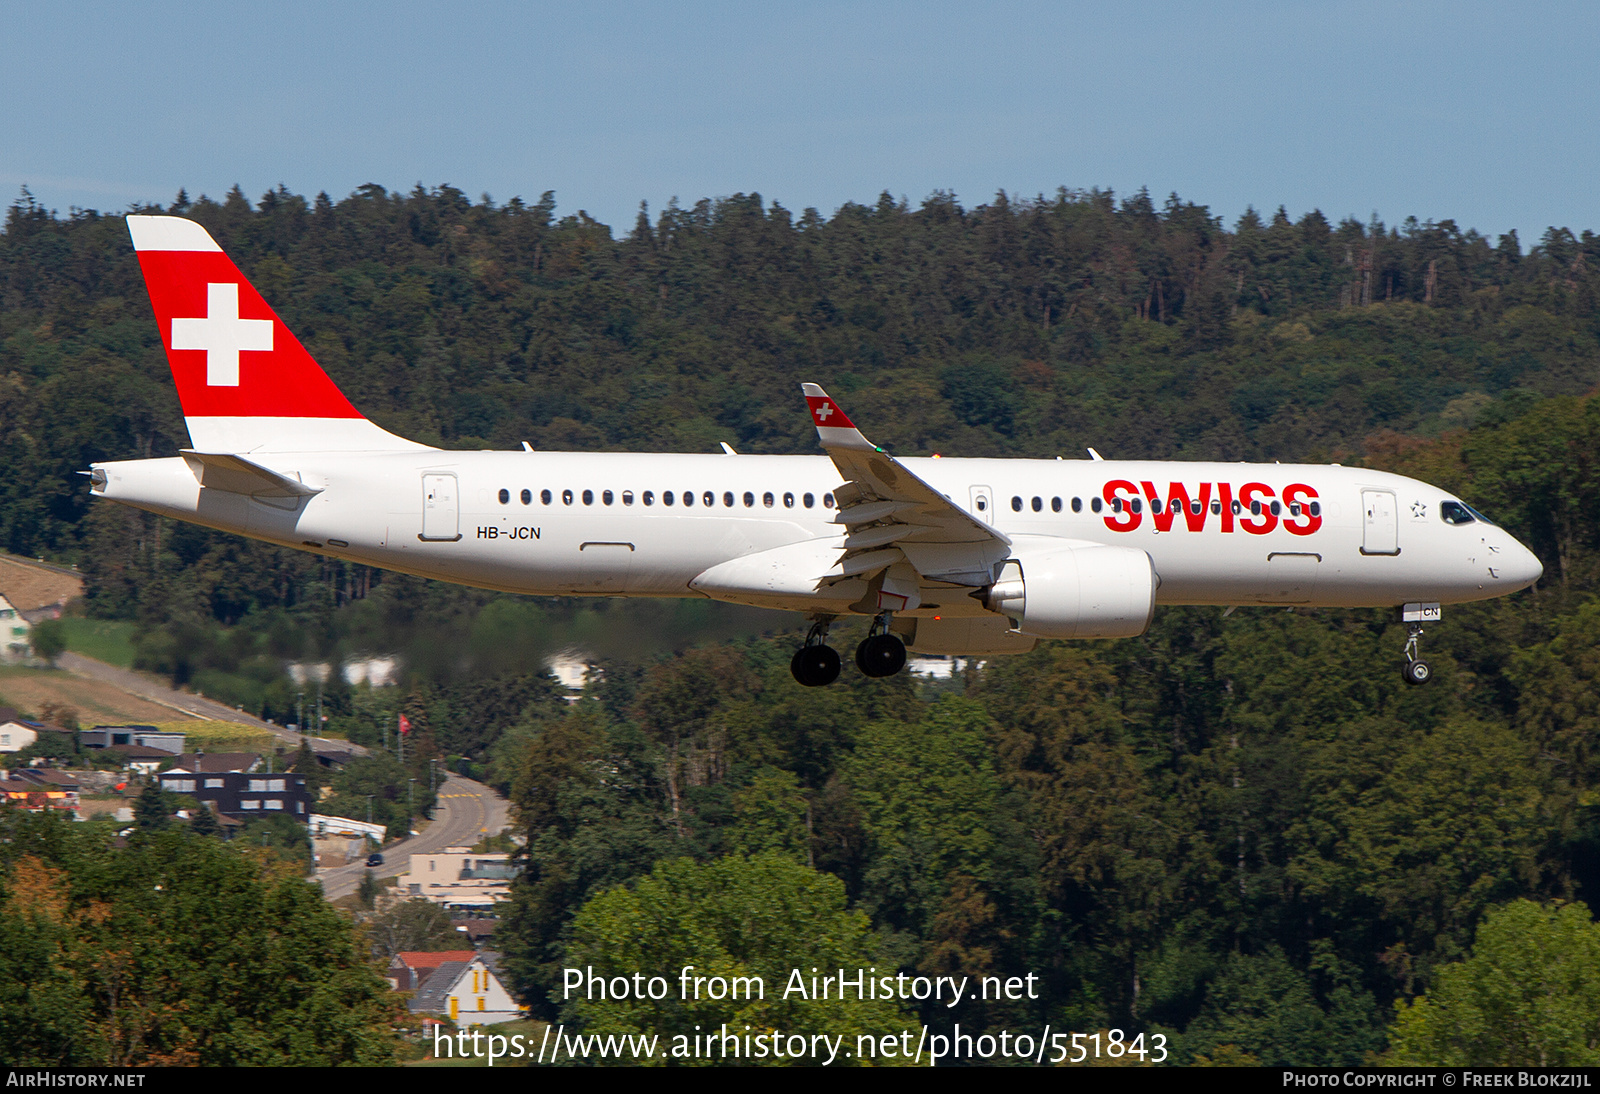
[1140,481,1177,532]
[1238,483,1278,534]
[1102,480,1141,532]
[1283,484,1322,536]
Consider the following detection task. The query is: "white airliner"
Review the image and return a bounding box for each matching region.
[88,215,1542,687]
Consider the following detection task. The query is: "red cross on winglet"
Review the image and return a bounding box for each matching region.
[802,387,856,429]
[800,382,877,453]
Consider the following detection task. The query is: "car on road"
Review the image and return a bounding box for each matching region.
[366,853,384,867]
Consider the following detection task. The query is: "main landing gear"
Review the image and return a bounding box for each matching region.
[789,613,908,686]
[855,612,907,679]
[791,618,842,687]
[1400,602,1440,686]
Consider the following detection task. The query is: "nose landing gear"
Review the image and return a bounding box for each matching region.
[1403,627,1432,686]
[1400,602,1441,686]
[855,612,907,679]
[791,618,842,687]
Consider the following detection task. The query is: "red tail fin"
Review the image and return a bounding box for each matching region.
[127,215,421,453]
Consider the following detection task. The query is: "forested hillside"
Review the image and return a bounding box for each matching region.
[4,183,1600,1064]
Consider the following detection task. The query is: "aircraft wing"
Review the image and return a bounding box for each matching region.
[802,383,1010,591]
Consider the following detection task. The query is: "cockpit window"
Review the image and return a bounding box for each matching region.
[1442,500,1498,527]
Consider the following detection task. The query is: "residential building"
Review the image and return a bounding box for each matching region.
[163,753,261,775]
[0,596,30,662]
[408,952,524,1026]
[387,951,478,992]
[0,719,36,754]
[0,777,77,814]
[102,744,172,775]
[396,847,518,911]
[0,714,74,755]
[80,727,187,755]
[12,769,81,812]
[158,769,310,820]
[451,917,497,945]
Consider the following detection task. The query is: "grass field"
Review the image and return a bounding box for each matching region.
[58,618,139,668]
[0,665,182,724]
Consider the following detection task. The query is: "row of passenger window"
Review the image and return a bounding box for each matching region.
[498,487,837,510]
[497,487,1322,519]
[1010,495,1321,517]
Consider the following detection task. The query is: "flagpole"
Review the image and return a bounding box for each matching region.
[398,712,405,765]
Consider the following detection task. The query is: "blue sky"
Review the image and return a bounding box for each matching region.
[5,1,1595,240]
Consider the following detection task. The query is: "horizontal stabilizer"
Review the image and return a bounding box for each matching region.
[180,451,322,498]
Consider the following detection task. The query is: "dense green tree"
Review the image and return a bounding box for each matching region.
[363,896,457,960]
[0,812,397,1065]
[561,852,913,1066]
[1179,947,1384,1066]
[28,618,65,665]
[133,782,172,832]
[1385,900,1600,1066]
[238,813,314,873]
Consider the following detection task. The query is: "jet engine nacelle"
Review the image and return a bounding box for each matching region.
[983,540,1156,639]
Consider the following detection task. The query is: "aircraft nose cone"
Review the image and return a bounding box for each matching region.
[1508,541,1543,589]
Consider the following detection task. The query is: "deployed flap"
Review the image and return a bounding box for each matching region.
[802,383,1009,588]
[180,450,322,498]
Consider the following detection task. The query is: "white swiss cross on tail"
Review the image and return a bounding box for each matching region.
[125,214,417,453]
[171,283,274,387]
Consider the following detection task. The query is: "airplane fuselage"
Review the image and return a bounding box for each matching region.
[93,448,1540,618]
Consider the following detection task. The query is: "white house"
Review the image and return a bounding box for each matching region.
[409,952,524,1026]
[0,596,30,662]
[0,719,38,754]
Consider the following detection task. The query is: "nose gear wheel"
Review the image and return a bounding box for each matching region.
[1402,621,1433,686]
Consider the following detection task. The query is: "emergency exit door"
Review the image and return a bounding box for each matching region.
[1361,490,1398,555]
[421,473,460,541]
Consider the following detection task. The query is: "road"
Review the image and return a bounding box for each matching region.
[315,772,513,901]
[58,650,360,754]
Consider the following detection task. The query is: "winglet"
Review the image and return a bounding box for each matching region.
[801,383,876,451]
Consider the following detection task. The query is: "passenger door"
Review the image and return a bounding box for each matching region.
[420,473,460,541]
[1361,490,1398,555]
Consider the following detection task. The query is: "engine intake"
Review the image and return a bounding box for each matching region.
[982,542,1156,639]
